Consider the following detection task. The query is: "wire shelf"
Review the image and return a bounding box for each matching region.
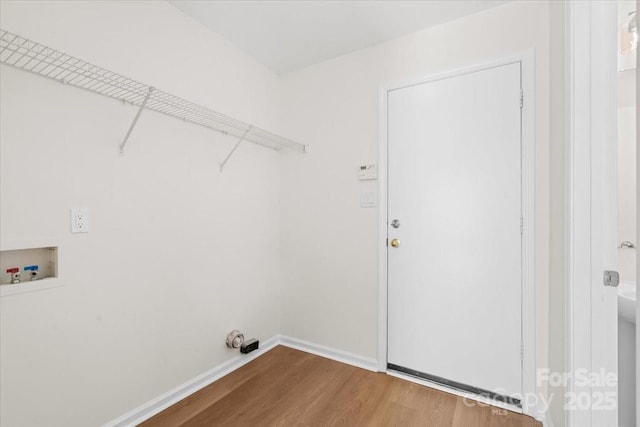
[0,29,306,154]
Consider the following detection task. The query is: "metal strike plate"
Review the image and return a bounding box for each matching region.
[603,270,620,287]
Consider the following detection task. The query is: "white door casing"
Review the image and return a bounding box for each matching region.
[378,51,536,417]
[565,2,619,427]
[387,62,522,398]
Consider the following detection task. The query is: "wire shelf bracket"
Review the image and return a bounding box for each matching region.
[220,126,251,172]
[0,28,307,163]
[120,86,154,154]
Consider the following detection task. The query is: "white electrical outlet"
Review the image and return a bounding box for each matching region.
[70,208,89,233]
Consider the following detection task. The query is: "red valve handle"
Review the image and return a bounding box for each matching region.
[6,268,19,274]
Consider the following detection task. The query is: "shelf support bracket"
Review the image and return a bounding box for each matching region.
[119,86,154,154]
[219,126,252,172]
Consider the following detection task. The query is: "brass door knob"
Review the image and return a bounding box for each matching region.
[390,239,400,248]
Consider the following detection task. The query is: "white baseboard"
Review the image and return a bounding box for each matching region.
[103,336,279,427]
[277,335,379,372]
[103,335,377,426]
[105,335,537,426]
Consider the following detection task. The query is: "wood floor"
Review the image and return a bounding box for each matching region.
[142,346,542,427]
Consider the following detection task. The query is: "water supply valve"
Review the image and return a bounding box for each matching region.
[24,265,39,281]
[6,267,20,284]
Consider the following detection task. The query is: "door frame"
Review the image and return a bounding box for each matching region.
[377,51,537,417]
[564,1,619,427]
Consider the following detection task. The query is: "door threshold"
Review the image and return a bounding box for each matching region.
[386,366,523,415]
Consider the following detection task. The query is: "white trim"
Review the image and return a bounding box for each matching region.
[377,84,389,373]
[377,50,537,417]
[564,2,619,427]
[278,335,378,372]
[103,336,376,426]
[105,334,543,426]
[103,336,280,427]
[381,51,535,96]
[564,3,589,426]
[537,410,556,427]
[519,50,537,420]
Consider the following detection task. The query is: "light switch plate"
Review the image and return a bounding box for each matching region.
[358,164,377,180]
[70,208,89,233]
[360,191,376,208]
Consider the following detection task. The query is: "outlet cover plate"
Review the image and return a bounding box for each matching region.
[70,208,89,233]
[360,191,376,208]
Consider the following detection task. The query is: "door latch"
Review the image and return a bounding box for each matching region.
[603,270,620,287]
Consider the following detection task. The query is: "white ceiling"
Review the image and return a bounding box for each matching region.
[169,1,509,74]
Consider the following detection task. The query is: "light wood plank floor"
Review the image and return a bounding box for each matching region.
[142,346,542,427]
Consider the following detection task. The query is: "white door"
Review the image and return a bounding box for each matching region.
[387,62,523,403]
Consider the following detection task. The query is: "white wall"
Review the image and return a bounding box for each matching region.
[279,0,556,418]
[0,1,283,426]
[618,70,637,282]
[617,40,637,427]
